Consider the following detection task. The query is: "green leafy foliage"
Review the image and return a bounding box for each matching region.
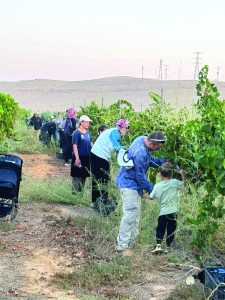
[79,68,225,251]
[176,65,225,249]
[79,100,134,137]
[0,93,20,139]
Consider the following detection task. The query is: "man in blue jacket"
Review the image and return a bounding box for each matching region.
[115,131,167,252]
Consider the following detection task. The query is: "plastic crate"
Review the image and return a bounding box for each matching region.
[204,267,225,300]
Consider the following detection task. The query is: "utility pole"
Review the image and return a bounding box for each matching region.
[193,52,202,80]
[159,59,163,80]
[164,64,168,80]
[216,66,221,81]
[141,66,144,78]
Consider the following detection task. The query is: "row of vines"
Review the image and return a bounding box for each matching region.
[80,66,225,254]
[0,65,224,254]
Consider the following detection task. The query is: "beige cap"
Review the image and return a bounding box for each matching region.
[79,115,92,122]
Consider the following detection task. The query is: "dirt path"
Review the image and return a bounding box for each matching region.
[0,154,191,299]
[0,154,85,299]
[20,154,69,179]
[0,202,181,299]
[0,200,97,299]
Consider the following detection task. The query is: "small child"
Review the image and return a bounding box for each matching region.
[149,162,186,253]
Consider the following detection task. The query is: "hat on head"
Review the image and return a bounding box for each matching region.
[116,119,129,128]
[79,115,92,122]
[67,108,77,118]
[148,131,167,142]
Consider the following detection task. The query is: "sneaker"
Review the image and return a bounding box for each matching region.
[116,249,133,257]
[64,163,71,167]
[151,244,164,254]
[115,244,127,253]
[116,249,125,254]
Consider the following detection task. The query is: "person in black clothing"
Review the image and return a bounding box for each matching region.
[39,121,57,145]
[62,108,78,166]
[29,113,42,130]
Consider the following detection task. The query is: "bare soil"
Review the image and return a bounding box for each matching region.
[20,154,69,179]
[0,154,198,299]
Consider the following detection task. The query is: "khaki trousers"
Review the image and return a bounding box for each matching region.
[116,188,141,251]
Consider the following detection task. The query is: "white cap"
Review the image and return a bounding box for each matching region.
[79,115,92,122]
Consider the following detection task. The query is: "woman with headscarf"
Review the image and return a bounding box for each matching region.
[90,119,130,210]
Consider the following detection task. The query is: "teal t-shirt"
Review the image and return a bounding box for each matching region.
[150,179,184,216]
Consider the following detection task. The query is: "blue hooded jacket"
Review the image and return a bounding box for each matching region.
[115,136,166,194]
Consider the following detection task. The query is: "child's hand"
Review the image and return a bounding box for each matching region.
[143,193,154,200]
[142,193,150,199]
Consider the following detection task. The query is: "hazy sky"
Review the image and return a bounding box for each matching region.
[1,0,225,81]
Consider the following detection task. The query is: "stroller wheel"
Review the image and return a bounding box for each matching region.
[3,206,18,222]
[0,197,18,222]
[9,198,18,221]
[11,202,18,220]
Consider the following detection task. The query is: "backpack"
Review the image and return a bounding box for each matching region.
[64,118,73,135]
[117,148,134,169]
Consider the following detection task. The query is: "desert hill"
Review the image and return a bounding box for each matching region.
[1,76,225,112]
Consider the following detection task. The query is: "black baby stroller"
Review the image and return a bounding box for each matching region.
[0,153,23,220]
